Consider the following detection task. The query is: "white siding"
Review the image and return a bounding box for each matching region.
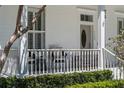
[0,5,19,49]
[0,5,124,50]
[46,5,80,49]
[105,6,118,46]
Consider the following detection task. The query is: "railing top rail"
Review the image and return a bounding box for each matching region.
[0,49,17,51]
[28,30,45,33]
[103,48,116,57]
[27,49,100,51]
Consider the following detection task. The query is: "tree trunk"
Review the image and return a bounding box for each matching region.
[0,33,20,71]
[0,5,24,72]
[0,5,46,73]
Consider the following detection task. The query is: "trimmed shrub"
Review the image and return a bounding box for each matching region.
[65,80,124,88]
[0,70,112,88]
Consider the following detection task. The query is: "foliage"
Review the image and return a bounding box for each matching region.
[0,70,112,88]
[108,29,124,59]
[65,80,124,88]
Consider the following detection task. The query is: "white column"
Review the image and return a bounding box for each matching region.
[19,6,28,76]
[98,5,105,69]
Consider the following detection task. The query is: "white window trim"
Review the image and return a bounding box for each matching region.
[117,17,124,34]
[77,7,97,49]
[77,7,96,25]
[115,11,124,34]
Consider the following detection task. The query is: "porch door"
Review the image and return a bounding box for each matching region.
[80,25,92,49]
[28,8,45,49]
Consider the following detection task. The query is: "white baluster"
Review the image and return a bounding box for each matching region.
[66,50,68,73]
[64,50,66,73]
[75,51,77,71]
[106,51,109,69]
[94,51,96,70]
[92,50,94,70]
[46,50,48,74]
[82,50,83,71]
[70,51,72,72]
[57,50,59,73]
[79,50,81,71]
[73,50,75,72]
[31,51,33,75]
[39,51,41,74]
[113,56,116,79]
[35,50,37,75]
[60,50,62,73]
[88,50,90,71]
[42,50,45,74]
[90,50,91,71]
[86,50,88,71]
[97,50,99,70]
[27,51,29,75]
[49,50,52,73]
[72,51,74,71]
[84,50,86,71]
[53,51,56,73]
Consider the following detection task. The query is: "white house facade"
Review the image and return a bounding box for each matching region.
[0,5,124,78]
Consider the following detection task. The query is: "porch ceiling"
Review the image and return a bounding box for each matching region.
[78,5,124,12]
[108,5,124,12]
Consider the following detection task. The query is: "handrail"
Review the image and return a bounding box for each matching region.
[103,48,124,63]
[27,49,101,51]
[103,48,124,80]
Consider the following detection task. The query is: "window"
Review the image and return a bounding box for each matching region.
[117,18,124,34]
[28,8,45,49]
[80,14,93,22]
[28,11,33,30]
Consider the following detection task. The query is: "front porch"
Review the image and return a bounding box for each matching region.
[1,48,124,80]
[26,48,124,80]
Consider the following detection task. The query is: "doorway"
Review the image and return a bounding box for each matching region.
[80,25,93,49]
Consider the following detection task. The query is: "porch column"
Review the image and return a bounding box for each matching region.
[98,5,106,69]
[18,6,28,76]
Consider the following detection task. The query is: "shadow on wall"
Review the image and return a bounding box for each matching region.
[49,44,63,49]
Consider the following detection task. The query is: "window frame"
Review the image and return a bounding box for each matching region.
[27,7,46,49]
[117,17,124,34]
[80,14,93,22]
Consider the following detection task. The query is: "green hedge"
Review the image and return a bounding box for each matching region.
[0,70,112,88]
[65,80,124,88]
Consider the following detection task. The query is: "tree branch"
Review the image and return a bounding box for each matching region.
[0,5,46,73]
[18,5,46,36]
[15,5,24,33]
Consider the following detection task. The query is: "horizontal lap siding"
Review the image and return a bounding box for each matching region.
[0,6,19,49]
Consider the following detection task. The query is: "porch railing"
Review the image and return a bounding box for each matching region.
[0,49,19,76]
[103,48,124,80]
[27,49,101,75]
